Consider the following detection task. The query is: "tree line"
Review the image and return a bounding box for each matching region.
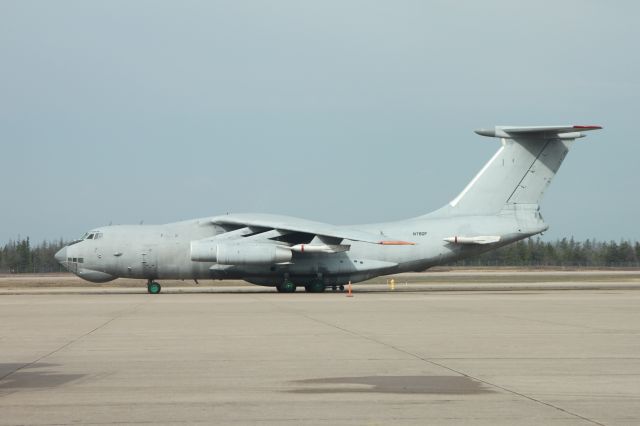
[0,238,67,273]
[1,236,639,273]
[453,237,640,268]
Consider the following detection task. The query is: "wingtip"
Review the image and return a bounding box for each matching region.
[573,125,603,130]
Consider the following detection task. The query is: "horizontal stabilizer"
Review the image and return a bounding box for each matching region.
[475,125,602,139]
[444,236,501,245]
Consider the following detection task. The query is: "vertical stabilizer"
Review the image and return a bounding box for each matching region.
[443,125,601,216]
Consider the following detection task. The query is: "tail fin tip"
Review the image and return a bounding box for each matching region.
[475,125,602,138]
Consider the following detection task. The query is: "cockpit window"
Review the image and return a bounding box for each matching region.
[68,231,103,246]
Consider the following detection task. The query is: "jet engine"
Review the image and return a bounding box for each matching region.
[190,241,292,265]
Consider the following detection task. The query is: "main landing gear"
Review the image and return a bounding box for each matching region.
[304,280,326,293]
[275,277,344,294]
[147,280,161,294]
[276,280,296,293]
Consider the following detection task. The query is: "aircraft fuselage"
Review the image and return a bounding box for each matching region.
[56,211,545,287]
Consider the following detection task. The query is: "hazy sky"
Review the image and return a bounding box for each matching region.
[1,1,638,243]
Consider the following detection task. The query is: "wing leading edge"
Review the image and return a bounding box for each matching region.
[210,214,414,245]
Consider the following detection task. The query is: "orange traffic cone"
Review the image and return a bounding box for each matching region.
[346,281,353,297]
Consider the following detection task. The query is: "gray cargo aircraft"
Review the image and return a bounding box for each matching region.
[55,125,601,293]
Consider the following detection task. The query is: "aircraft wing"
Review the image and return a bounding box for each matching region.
[190,214,412,264]
[210,213,413,245]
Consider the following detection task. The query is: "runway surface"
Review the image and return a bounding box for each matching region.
[1,278,639,425]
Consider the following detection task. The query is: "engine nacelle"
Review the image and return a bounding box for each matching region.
[190,241,292,265]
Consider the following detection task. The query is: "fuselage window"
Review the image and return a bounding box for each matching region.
[78,258,84,263]
[72,257,77,262]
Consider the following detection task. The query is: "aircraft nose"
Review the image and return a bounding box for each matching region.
[54,246,67,264]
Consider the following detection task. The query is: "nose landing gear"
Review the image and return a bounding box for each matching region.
[147,280,161,294]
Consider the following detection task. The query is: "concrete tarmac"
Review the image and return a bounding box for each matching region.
[1,282,639,425]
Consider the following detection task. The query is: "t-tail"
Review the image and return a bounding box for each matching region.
[428,125,602,221]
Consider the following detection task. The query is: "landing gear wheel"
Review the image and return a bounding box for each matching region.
[147,281,161,294]
[277,281,296,293]
[305,280,326,293]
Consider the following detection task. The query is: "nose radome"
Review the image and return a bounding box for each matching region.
[54,247,67,263]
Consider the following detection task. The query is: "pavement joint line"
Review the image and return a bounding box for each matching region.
[483,312,614,332]
[406,300,616,334]
[0,300,148,395]
[431,301,613,333]
[270,301,608,426]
